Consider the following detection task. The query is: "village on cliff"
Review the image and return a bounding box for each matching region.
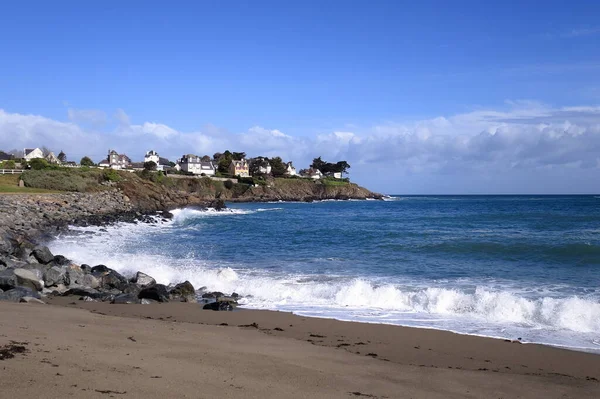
[0,147,350,181]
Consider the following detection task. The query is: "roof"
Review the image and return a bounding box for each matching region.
[24,148,37,156]
[0,151,12,161]
[200,161,215,170]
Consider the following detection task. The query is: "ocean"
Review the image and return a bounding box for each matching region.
[48,196,600,352]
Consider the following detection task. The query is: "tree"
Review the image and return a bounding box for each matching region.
[310,157,326,172]
[335,161,350,176]
[201,155,211,162]
[1,160,15,169]
[144,161,157,171]
[249,157,269,176]
[232,152,246,161]
[269,157,287,177]
[58,150,67,163]
[29,158,50,170]
[41,146,52,157]
[80,156,94,167]
[213,152,223,161]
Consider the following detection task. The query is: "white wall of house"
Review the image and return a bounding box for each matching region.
[24,148,44,161]
[286,164,297,176]
[144,153,159,164]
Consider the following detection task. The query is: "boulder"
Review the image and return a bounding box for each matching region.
[169,281,196,302]
[92,267,129,292]
[51,255,71,266]
[131,271,156,288]
[80,264,92,273]
[91,265,110,274]
[14,268,43,291]
[216,296,238,306]
[22,262,50,277]
[111,293,141,304]
[19,296,45,304]
[0,287,41,302]
[62,287,103,299]
[138,284,169,302]
[203,301,233,311]
[0,269,17,290]
[79,274,100,289]
[44,266,68,287]
[30,246,55,265]
[201,291,224,299]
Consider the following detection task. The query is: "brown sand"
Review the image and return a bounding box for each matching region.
[1,300,599,398]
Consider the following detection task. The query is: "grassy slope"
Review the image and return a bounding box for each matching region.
[0,174,62,194]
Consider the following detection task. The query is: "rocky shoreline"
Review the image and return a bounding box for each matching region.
[0,190,237,308]
[0,184,380,308]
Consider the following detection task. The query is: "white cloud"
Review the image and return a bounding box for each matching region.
[67,108,107,126]
[1,102,600,193]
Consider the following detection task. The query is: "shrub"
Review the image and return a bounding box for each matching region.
[102,168,121,182]
[20,169,105,192]
[224,180,234,190]
[29,158,50,170]
[1,160,16,169]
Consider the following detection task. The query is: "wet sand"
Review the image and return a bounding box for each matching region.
[1,299,599,398]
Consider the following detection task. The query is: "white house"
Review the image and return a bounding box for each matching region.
[144,150,159,165]
[45,152,61,164]
[285,162,297,176]
[100,150,131,169]
[301,168,323,179]
[325,172,342,179]
[179,154,216,175]
[24,148,44,161]
[144,150,171,171]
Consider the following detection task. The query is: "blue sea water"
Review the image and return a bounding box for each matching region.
[49,196,600,352]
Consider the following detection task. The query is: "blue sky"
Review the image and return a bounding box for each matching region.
[1,1,600,193]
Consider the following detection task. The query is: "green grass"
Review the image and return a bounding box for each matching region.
[321,177,349,186]
[0,174,62,194]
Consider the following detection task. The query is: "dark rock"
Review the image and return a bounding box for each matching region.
[92,267,129,291]
[0,269,17,290]
[90,265,110,274]
[111,293,141,304]
[201,291,224,299]
[30,246,55,264]
[0,287,41,302]
[62,287,104,299]
[80,264,92,273]
[231,292,240,298]
[138,284,169,302]
[44,266,68,287]
[51,255,71,266]
[203,301,233,311]
[131,271,156,288]
[169,281,195,302]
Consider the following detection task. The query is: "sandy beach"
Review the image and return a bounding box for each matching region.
[1,299,598,398]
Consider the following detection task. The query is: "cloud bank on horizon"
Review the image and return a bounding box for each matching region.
[2,101,600,194]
